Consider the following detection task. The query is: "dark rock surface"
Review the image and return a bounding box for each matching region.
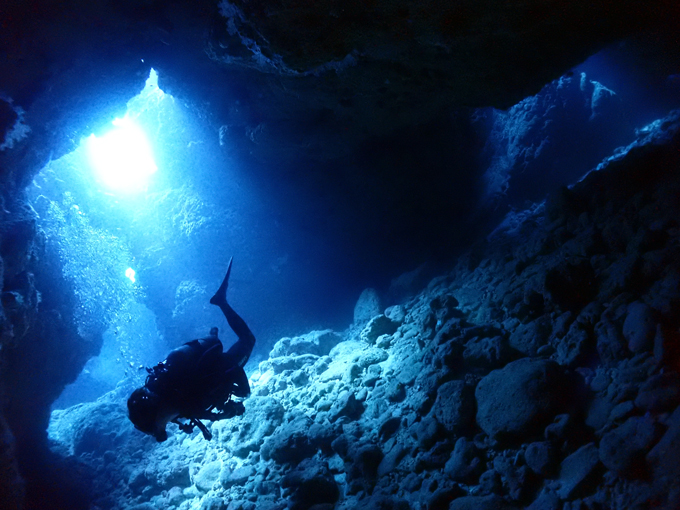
[475,358,567,441]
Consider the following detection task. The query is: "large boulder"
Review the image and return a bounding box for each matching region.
[475,358,568,441]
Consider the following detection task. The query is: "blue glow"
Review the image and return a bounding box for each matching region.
[86,116,158,193]
[125,267,136,283]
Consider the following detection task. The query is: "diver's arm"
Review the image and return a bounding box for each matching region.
[230,366,251,398]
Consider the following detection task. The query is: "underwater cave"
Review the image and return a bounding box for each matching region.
[2,1,680,509]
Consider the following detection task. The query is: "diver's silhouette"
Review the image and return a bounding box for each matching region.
[127,258,255,441]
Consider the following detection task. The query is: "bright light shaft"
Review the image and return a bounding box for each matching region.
[86,117,157,193]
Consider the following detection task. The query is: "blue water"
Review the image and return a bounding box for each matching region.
[32,49,680,409]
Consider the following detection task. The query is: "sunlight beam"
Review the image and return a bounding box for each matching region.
[86,116,158,193]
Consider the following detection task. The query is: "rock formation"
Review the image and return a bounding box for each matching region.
[48,111,680,509]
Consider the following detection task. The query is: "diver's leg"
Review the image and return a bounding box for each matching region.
[210,257,233,306]
[210,258,256,366]
[221,313,256,367]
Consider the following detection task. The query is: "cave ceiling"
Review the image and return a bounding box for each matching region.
[1,0,678,187]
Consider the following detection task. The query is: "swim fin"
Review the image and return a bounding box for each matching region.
[210,257,233,306]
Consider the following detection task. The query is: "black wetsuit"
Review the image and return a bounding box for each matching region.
[146,296,256,421]
[128,259,255,441]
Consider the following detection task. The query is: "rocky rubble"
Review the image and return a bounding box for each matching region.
[50,110,680,509]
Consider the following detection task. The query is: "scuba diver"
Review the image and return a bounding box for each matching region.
[127,258,255,442]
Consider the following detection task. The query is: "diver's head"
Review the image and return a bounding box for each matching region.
[127,387,168,442]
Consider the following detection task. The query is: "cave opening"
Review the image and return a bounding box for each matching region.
[27,68,257,411]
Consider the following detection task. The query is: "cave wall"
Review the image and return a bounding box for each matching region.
[1,0,680,508]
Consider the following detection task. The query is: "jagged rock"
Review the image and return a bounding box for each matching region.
[556,443,601,500]
[362,364,383,387]
[394,356,422,386]
[328,391,364,422]
[622,302,656,353]
[423,487,462,510]
[411,416,442,451]
[430,294,461,324]
[475,359,568,441]
[554,320,595,367]
[360,315,398,345]
[634,371,680,412]
[362,494,411,510]
[378,417,401,440]
[200,497,226,510]
[594,315,627,365]
[354,289,382,326]
[357,347,389,368]
[478,468,503,495]
[491,452,533,501]
[377,442,409,477]
[260,354,320,374]
[599,414,658,477]
[544,260,597,312]
[509,315,552,356]
[525,441,557,478]
[462,334,512,369]
[433,318,465,345]
[448,494,514,510]
[444,437,485,483]
[385,381,407,403]
[220,465,255,488]
[216,396,284,457]
[384,305,406,323]
[261,417,316,465]
[282,459,339,510]
[307,422,338,453]
[349,445,383,492]
[415,440,454,471]
[526,490,561,510]
[270,330,344,358]
[192,460,221,492]
[431,380,475,435]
